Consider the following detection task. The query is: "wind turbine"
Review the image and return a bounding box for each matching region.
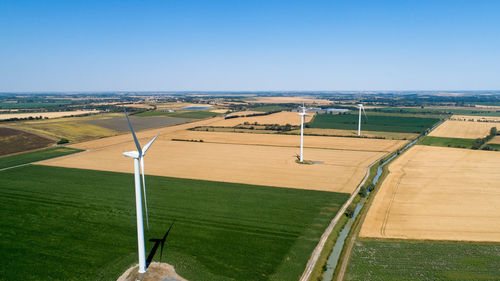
[122,109,159,274]
[357,103,368,136]
[298,104,310,163]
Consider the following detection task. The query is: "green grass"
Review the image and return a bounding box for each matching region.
[135,110,219,119]
[345,239,500,280]
[309,113,439,133]
[420,136,476,149]
[0,147,83,169]
[0,165,349,281]
[376,107,500,117]
[487,143,500,150]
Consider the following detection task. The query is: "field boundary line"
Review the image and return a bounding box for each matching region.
[0,163,31,172]
[298,153,388,281]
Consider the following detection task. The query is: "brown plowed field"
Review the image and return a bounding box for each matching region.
[0,127,54,156]
[39,140,384,193]
[360,145,500,242]
[429,117,499,139]
[209,111,314,127]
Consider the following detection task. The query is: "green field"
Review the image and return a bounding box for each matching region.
[375,107,500,117]
[420,136,476,149]
[0,165,349,280]
[487,143,500,150]
[345,239,500,280]
[135,110,219,119]
[0,147,82,169]
[309,113,439,133]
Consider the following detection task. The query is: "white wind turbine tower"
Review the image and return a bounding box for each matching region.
[298,104,310,163]
[357,103,368,136]
[122,109,159,274]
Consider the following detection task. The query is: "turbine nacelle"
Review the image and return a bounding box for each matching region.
[123,151,140,159]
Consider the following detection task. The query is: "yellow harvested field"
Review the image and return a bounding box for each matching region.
[489,136,500,145]
[0,110,98,120]
[210,109,229,114]
[360,145,500,242]
[118,103,155,109]
[429,118,499,139]
[156,102,212,110]
[450,115,500,122]
[39,139,384,193]
[226,110,266,116]
[247,96,332,105]
[209,111,314,126]
[172,131,407,152]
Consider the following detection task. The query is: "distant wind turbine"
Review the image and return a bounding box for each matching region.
[122,109,159,274]
[357,103,368,136]
[298,103,310,163]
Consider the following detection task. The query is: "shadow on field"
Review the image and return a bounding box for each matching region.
[146,220,175,268]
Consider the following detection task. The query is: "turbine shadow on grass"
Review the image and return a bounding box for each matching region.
[146,220,175,268]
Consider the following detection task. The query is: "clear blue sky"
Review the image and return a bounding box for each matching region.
[1,0,499,92]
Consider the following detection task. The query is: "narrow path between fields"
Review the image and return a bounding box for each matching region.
[298,153,385,281]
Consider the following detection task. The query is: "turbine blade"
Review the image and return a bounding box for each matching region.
[141,156,149,229]
[160,220,175,263]
[142,134,159,155]
[362,106,368,119]
[124,108,142,155]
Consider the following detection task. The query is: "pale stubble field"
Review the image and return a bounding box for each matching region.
[360,145,500,242]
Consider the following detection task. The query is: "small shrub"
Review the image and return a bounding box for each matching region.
[57,138,69,145]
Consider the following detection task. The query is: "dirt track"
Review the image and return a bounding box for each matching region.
[360,145,500,242]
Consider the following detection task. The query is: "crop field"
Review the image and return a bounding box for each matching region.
[360,145,500,242]
[82,116,192,132]
[39,139,385,193]
[12,119,119,143]
[210,111,314,127]
[0,110,98,120]
[309,113,439,133]
[0,127,54,155]
[375,107,500,117]
[226,110,266,116]
[420,136,476,149]
[0,165,349,280]
[429,118,498,139]
[171,130,407,152]
[300,128,419,140]
[246,105,291,112]
[135,111,219,119]
[0,101,71,109]
[245,96,332,105]
[345,239,500,280]
[69,117,223,150]
[0,147,82,169]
